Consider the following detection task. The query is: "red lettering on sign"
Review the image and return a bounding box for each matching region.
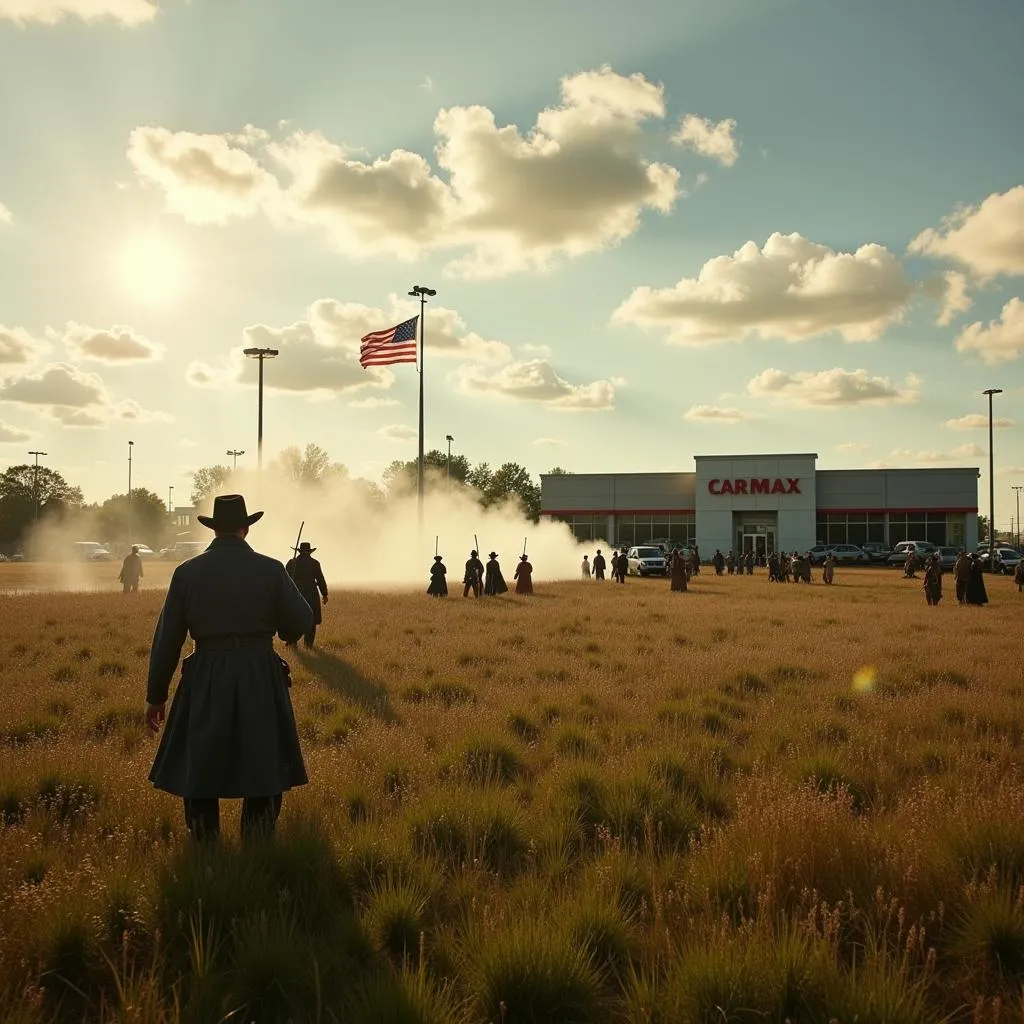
[770,479,786,494]
[751,478,770,495]
[707,477,801,495]
[734,479,748,494]
[708,479,721,495]
[787,478,800,494]
[721,479,734,494]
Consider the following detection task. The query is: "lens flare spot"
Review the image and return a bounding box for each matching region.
[852,666,876,693]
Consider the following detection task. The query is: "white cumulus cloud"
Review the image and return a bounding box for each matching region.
[0,0,157,24]
[348,397,401,409]
[0,421,31,442]
[909,185,1024,278]
[0,324,45,366]
[682,404,754,423]
[0,362,170,426]
[951,443,985,458]
[671,114,739,167]
[613,232,913,345]
[378,423,417,443]
[60,321,164,363]
[954,297,1024,363]
[454,359,617,411]
[933,270,973,326]
[746,367,919,407]
[945,413,1015,430]
[836,441,869,452]
[126,66,683,277]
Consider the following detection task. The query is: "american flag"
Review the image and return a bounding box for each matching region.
[360,316,419,368]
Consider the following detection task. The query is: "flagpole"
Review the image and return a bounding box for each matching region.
[408,285,436,531]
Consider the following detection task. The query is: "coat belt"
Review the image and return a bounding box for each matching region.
[193,636,274,652]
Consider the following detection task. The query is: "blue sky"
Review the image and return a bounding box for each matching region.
[0,0,1022,527]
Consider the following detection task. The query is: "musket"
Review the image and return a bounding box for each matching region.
[435,535,439,557]
[291,520,305,557]
[474,533,479,555]
[522,535,527,557]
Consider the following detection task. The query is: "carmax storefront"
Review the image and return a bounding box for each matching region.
[540,453,980,556]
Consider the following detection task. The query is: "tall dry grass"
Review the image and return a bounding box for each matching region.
[1,565,1023,1021]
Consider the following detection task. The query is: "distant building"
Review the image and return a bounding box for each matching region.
[541,453,980,556]
[171,506,201,538]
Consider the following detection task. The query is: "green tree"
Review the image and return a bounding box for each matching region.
[547,466,572,475]
[0,464,84,546]
[382,450,471,496]
[190,465,231,506]
[467,461,493,496]
[97,489,170,548]
[273,444,347,486]
[482,462,542,521]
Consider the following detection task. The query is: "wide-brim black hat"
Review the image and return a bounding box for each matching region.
[434,554,443,561]
[520,553,529,561]
[488,551,499,559]
[197,494,264,531]
[297,542,317,553]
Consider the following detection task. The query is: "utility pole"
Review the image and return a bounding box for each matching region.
[227,449,245,472]
[446,434,454,494]
[28,450,47,530]
[242,348,279,471]
[168,485,174,518]
[127,440,134,546]
[1013,485,1023,550]
[983,389,1002,560]
[408,285,436,529]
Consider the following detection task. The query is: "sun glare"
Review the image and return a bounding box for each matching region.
[115,234,187,304]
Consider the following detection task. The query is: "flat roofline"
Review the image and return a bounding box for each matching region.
[693,453,818,461]
[539,471,695,479]
[817,467,981,474]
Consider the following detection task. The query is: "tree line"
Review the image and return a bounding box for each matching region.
[0,445,568,552]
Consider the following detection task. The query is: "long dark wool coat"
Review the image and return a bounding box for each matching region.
[286,553,328,624]
[147,536,314,799]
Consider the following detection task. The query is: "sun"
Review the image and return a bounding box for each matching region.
[115,233,187,304]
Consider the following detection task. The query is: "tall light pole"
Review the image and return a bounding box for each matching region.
[127,441,134,546]
[227,449,245,472]
[243,348,279,471]
[408,285,436,527]
[28,450,47,529]
[168,485,174,518]
[445,434,454,494]
[983,388,1002,559]
[1013,485,1023,550]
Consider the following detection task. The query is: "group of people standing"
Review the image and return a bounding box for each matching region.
[428,550,534,597]
[580,549,626,583]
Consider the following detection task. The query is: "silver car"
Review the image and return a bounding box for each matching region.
[627,545,668,576]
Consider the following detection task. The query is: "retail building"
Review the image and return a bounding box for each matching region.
[540,453,979,556]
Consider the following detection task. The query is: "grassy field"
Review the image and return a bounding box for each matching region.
[1,565,1022,1022]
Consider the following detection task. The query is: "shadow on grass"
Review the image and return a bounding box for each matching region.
[298,648,401,724]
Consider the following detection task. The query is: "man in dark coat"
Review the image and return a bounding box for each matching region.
[712,549,725,575]
[484,552,509,595]
[286,541,328,648]
[923,553,943,605]
[428,554,448,597]
[953,551,971,604]
[120,545,144,594]
[614,550,627,583]
[463,550,484,597]
[670,548,688,592]
[965,552,989,606]
[593,549,606,581]
[514,553,534,595]
[145,494,313,842]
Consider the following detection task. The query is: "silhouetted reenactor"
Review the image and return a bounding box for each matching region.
[286,541,328,648]
[726,551,736,575]
[427,554,447,597]
[691,545,701,575]
[593,549,606,581]
[484,552,508,595]
[1015,558,1024,593]
[463,550,484,597]
[146,494,312,843]
[903,550,918,579]
[120,545,143,594]
[670,548,688,592]
[923,553,943,605]
[712,549,725,575]
[953,551,970,604]
[965,553,988,606]
[514,554,534,595]
[744,550,754,575]
[614,550,628,583]
[768,551,780,582]
[822,551,835,585]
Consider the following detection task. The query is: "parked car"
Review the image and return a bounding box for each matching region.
[807,545,832,565]
[626,545,668,576]
[886,541,937,567]
[978,547,1023,575]
[936,546,960,569]
[161,540,206,562]
[133,544,157,560]
[829,543,869,563]
[859,541,891,562]
[72,541,112,562]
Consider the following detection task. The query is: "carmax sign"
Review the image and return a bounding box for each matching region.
[708,478,801,495]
